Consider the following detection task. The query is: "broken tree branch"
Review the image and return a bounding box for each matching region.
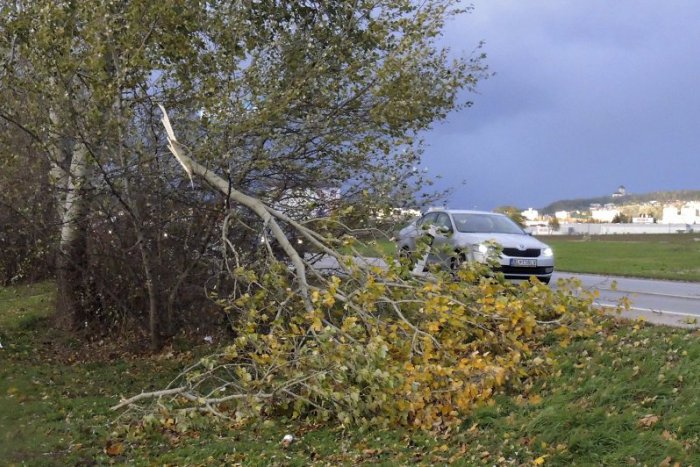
[159,106,314,313]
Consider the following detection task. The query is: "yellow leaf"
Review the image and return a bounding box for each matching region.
[322,293,335,307]
[529,394,543,405]
[310,290,320,303]
[533,454,548,465]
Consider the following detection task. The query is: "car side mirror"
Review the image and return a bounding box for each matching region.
[437,226,452,234]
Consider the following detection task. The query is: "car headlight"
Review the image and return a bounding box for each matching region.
[476,243,490,254]
[542,247,553,257]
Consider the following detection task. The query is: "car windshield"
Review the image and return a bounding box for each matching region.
[451,213,525,234]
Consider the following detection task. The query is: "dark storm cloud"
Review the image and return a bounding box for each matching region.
[423,1,700,210]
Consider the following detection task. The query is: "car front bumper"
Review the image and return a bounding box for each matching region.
[472,251,554,281]
[496,255,554,280]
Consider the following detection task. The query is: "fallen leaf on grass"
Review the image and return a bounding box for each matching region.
[529,394,543,405]
[659,456,680,467]
[638,414,659,428]
[362,448,382,457]
[105,441,124,457]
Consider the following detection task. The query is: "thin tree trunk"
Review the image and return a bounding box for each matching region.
[138,237,161,350]
[165,218,217,336]
[55,142,91,329]
[47,79,70,220]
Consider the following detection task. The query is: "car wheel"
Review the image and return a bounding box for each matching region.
[450,252,467,272]
[399,247,415,267]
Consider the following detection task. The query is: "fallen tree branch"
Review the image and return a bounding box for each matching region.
[111,386,187,411]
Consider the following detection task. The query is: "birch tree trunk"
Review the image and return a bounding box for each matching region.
[47,107,69,219]
[55,142,91,329]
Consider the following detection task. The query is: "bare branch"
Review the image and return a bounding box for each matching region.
[111,386,187,411]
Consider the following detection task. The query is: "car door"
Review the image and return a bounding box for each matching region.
[405,212,437,251]
[428,212,455,266]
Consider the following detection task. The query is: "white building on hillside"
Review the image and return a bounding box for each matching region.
[591,206,620,223]
[661,202,700,224]
[555,210,569,220]
[612,185,627,198]
[521,208,539,221]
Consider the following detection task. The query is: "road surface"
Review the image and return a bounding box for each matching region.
[553,272,700,328]
[311,256,700,328]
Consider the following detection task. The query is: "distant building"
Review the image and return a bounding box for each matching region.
[632,215,654,224]
[555,210,569,220]
[591,206,620,223]
[521,208,539,221]
[612,185,627,198]
[274,186,341,219]
[661,201,700,224]
[527,224,552,235]
[375,207,421,220]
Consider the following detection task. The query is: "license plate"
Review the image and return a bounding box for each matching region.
[510,258,537,267]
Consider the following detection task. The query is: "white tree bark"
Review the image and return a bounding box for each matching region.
[59,142,89,248]
[47,92,70,219]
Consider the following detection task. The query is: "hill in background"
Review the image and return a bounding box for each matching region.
[540,190,700,214]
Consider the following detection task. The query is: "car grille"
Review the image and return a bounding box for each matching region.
[495,266,554,275]
[501,248,541,258]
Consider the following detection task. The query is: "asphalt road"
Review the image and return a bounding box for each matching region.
[312,256,700,328]
[553,272,700,328]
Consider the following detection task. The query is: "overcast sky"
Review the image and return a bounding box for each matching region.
[422,0,700,210]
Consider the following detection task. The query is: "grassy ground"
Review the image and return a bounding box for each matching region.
[0,282,191,464]
[3,282,700,464]
[344,237,397,257]
[542,233,700,281]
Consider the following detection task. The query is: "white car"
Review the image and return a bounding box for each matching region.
[397,209,554,284]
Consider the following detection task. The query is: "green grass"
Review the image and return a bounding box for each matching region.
[343,237,397,257]
[3,283,700,464]
[542,234,700,281]
[0,282,208,465]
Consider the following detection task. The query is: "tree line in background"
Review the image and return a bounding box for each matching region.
[0,0,486,349]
